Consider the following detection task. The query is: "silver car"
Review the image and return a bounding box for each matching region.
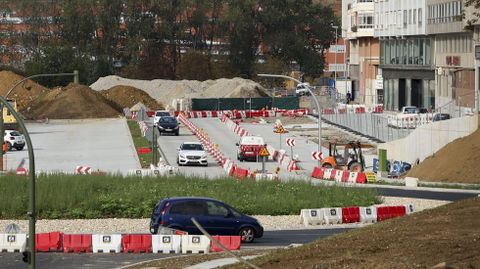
[177,142,208,166]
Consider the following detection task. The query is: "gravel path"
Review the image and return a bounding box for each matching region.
[0,197,450,234]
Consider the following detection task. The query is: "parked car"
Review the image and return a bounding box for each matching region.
[149,197,264,243]
[400,106,419,114]
[4,130,25,151]
[157,116,179,136]
[295,83,311,96]
[432,113,451,122]
[177,142,208,166]
[153,110,171,126]
[236,136,265,162]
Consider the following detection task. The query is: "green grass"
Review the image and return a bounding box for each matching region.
[126,119,153,168]
[0,174,380,219]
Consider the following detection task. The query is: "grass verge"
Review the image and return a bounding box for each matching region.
[0,174,380,219]
[126,119,152,168]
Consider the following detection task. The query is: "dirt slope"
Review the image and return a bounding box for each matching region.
[24,84,120,119]
[225,197,480,269]
[0,71,47,111]
[407,128,480,183]
[100,85,164,110]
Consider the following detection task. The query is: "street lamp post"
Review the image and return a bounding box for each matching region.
[257,74,323,163]
[332,25,339,96]
[0,71,78,269]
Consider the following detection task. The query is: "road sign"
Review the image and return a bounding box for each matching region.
[274,125,286,134]
[311,151,323,160]
[286,138,295,147]
[259,147,270,157]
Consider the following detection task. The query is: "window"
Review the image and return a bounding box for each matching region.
[403,10,407,27]
[409,9,412,24]
[170,201,205,215]
[413,9,417,24]
[418,8,422,25]
[206,201,230,217]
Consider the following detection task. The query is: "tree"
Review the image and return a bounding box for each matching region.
[465,0,480,24]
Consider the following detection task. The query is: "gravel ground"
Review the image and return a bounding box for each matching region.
[0,197,450,234]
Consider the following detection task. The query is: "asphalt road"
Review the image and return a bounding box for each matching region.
[5,119,140,174]
[0,229,350,269]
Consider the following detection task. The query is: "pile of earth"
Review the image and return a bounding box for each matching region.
[406,128,480,183]
[0,71,47,111]
[90,76,269,108]
[100,85,164,111]
[23,84,121,120]
[225,197,480,269]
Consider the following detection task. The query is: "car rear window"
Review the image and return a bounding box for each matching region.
[9,131,21,136]
[156,111,170,116]
[240,136,264,145]
[159,117,177,123]
[181,144,204,151]
[169,201,205,215]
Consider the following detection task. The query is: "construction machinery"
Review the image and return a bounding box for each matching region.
[321,141,367,172]
[3,99,19,130]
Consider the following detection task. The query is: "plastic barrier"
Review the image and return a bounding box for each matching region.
[376,206,406,221]
[122,234,152,253]
[311,166,325,179]
[0,234,27,252]
[92,234,122,253]
[405,204,415,215]
[323,208,342,224]
[301,209,324,226]
[342,207,360,223]
[62,234,92,253]
[152,235,182,254]
[323,168,333,180]
[36,232,62,252]
[181,235,210,254]
[210,236,241,252]
[360,207,377,223]
[334,170,344,182]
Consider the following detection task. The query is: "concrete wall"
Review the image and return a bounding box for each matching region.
[378,114,478,163]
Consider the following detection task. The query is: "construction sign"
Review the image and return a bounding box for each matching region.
[274,125,286,134]
[259,147,270,157]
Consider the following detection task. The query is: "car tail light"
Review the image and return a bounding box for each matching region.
[160,202,170,225]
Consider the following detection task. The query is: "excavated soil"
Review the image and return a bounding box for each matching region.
[23,84,121,119]
[100,85,164,111]
[0,71,47,111]
[223,197,480,269]
[407,128,480,183]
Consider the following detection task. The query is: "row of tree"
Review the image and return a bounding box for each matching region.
[8,0,338,86]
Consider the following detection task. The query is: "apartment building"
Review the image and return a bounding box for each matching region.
[476,25,480,111]
[427,0,476,111]
[375,0,436,111]
[342,0,379,105]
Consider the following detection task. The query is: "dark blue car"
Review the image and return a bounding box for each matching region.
[149,197,264,243]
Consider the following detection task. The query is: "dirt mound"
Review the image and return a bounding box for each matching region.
[24,84,121,119]
[100,85,164,111]
[0,71,47,111]
[226,197,480,269]
[90,76,270,108]
[406,128,480,183]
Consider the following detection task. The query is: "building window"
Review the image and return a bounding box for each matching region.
[403,10,407,27]
[418,8,422,26]
[358,14,374,29]
[413,9,417,24]
[409,9,412,24]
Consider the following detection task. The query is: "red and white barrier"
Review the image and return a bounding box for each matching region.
[311,166,368,184]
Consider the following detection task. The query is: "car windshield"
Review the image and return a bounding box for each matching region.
[156,111,170,117]
[159,117,177,123]
[404,107,417,113]
[181,143,204,151]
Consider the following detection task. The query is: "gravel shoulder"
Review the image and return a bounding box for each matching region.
[0,197,449,234]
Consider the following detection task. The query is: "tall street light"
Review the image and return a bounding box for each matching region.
[0,71,78,269]
[257,74,323,162]
[332,25,339,94]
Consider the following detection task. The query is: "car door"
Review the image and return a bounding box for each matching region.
[169,201,208,234]
[204,201,238,235]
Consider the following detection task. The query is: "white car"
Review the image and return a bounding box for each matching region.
[177,142,208,166]
[4,130,25,151]
[153,110,171,126]
[296,83,311,96]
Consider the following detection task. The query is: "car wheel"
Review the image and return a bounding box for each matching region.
[15,146,24,151]
[203,163,208,167]
[6,142,12,151]
[239,227,255,243]
[175,131,179,136]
